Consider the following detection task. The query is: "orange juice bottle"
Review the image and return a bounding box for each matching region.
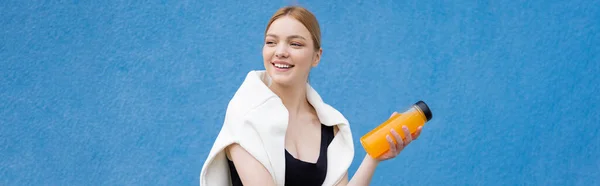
[360,101,433,159]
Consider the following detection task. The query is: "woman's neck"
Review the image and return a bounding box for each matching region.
[269,82,310,119]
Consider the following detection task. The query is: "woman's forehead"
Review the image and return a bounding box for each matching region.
[266,17,311,39]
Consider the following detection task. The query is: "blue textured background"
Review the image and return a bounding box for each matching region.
[1,0,599,185]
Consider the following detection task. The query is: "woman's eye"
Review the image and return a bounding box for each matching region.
[265,41,276,45]
[291,43,303,47]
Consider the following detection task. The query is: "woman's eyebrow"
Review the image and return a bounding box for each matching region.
[288,35,306,40]
[266,34,306,40]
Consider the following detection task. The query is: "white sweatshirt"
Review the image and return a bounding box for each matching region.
[200,70,355,186]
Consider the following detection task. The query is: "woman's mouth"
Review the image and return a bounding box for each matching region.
[272,62,295,71]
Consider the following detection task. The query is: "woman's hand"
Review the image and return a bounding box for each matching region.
[375,112,423,162]
[343,112,424,186]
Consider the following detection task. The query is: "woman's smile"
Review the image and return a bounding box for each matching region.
[272,61,295,72]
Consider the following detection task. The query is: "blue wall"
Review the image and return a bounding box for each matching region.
[1,0,599,185]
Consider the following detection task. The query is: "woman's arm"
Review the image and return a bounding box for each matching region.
[337,112,423,186]
[226,143,276,186]
[335,155,380,186]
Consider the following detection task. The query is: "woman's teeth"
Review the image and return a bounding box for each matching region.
[274,63,294,69]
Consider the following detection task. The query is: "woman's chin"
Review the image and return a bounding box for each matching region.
[266,68,306,87]
[270,76,294,86]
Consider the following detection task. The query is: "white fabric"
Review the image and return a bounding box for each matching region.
[200,70,355,186]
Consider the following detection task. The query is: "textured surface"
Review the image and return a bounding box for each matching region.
[1,0,599,185]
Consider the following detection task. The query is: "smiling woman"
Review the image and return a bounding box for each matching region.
[262,8,322,88]
[199,5,422,186]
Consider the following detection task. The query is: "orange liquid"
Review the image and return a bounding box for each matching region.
[360,108,427,159]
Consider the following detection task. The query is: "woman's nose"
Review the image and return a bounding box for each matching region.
[275,44,289,58]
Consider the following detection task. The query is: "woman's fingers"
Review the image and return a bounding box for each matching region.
[402,126,412,145]
[383,126,423,159]
[386,134,397,155]
[390,112,399,118]
[391,128,404,153]
[412,126,423,140]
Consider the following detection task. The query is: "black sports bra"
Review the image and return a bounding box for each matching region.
[227,124,335,186]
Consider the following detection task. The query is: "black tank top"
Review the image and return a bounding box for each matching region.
[227,124,335,186]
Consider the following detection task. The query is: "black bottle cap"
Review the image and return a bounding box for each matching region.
[415,101,432,121]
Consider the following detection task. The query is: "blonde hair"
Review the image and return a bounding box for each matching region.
[265,6,321,51]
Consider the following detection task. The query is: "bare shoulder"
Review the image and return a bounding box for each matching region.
[225,143,276,186]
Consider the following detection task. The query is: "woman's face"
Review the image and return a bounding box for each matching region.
[263,16,321,87]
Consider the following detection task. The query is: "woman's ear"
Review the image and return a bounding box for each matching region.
[312,48,322,67]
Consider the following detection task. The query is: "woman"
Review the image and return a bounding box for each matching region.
[200,5,423,186]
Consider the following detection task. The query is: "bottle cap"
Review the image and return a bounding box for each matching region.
[415,100,432,121]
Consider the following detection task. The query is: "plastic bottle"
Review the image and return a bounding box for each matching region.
[360,101,433,159]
